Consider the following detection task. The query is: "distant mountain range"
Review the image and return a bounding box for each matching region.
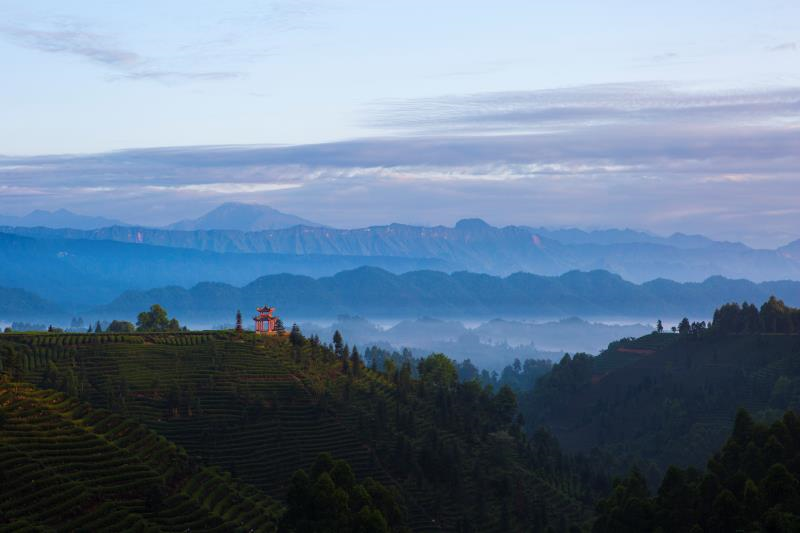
[4,216,800,282]
[167,202,322,231]
[0,203,318,232]
[2,203,800,322]
[0,232,448,310]
[0,209,128,230]
[99,266,800,322]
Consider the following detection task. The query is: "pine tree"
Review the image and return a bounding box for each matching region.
[351,346,362,376]
[274,318,285,334]
[289,324,305,346]
[342,345,351,373]
[95,321,103,333]
[333,330,344,356]
[235,310,243,333]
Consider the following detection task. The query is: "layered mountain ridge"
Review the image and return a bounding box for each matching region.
[3,216,799,283]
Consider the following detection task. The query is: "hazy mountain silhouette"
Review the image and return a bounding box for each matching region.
[99,266,800,321]
[0,209,128,230]
[4,219,799,282]
[167,202,321,231]
[0,232,449,309]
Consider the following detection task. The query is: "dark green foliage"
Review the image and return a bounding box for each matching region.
[712,296,800,334]
[281,453,408,532]
[333,330,344,355]
[350,345,362,376]
[417,352,458,389]
[594,409,800,532]
[136,303,182,332]
[289,323,304,346]
[459,357,552,394]
[107,319,135,333]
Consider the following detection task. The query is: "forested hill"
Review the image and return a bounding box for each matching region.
[594,409,800,532]
[102,267,800,320]
[0,330,606,531]
[522,297,800,487]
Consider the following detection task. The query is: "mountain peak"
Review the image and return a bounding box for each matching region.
[167,202,321,232]
[455,218,492,230]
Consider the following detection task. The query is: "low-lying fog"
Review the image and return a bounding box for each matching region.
[289,315,657,371]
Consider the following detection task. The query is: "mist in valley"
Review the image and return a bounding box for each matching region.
[290,314,654,371]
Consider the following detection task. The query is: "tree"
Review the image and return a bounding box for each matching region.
[418,353,458,390]
[290,324,305,346]
[760,296,795,334]
[341,345,351,374]
[281,454,406,532]
[493,385,517,425]
[351,346,362,376]
[656,320,664,334]
[235,310,243,333]
[107,320,135,333]
[94,320,103,333]
[678,318,691,336]
[274,318,286,334]
[333,330,344,355]
[136,304,178,332]
[594,409,800,532]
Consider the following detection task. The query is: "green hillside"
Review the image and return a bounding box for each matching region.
[523,329,800,484]
[0,331,600,532]
[594,409,800,532]
[0,380,282,532]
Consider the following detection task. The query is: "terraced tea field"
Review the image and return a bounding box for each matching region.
[0,381,282,532]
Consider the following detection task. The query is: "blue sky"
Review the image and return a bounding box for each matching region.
[1,1,799,245]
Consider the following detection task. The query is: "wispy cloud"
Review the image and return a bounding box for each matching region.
[0,26,141,67]
[144,182,302,194]
[767,42,797,52]
[0,23,242,83]
[367,82,800,133]
[649,52,679,63]
[114,70,244,82]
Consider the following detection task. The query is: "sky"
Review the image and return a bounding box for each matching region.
[1,1,799,246]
